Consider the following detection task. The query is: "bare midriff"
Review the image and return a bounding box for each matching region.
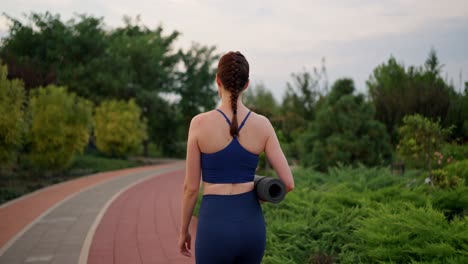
[202,181,255,195]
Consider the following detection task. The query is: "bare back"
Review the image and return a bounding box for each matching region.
[194,106,291,195]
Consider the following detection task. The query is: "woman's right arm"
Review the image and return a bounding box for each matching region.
[263,117,294,192]
[178,115,202,257]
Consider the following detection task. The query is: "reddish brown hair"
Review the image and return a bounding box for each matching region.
[217,51,249,137]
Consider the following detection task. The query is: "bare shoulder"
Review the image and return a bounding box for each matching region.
[250,112,274,132]
[189,110,215,128]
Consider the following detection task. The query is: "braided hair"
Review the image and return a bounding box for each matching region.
[217,51,249,137]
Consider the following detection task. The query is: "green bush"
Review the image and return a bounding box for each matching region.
[441,143,468,163]
[444,159,468,185]
[0,186,23,204]
[94,99,148,157]
[0,63,26,168]
[69,153,139,174]
[431,169,463,189]
[431,186,468,220]
[346,202,468,263]
[397,114,452,171]
[26,85,93,171]
[261,165,468,263]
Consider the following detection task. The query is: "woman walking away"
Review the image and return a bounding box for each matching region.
[178,51,294,263]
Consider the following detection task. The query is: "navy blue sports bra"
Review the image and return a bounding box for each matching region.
[201,109,259,184]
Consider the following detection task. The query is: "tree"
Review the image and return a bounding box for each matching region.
[280,59,328,147]
[282,66,325,122]
[108,17,181,155]
[397,114,452,176]
[108,16,181,100]
[57,14,129,102]
[424,48,444,76]
[0,12,70,89]
[300,78,391,171]
[1,12,221,157]
[243,83,279,119]
[135,90,178,155]
[367,50,454,144]
[0,63,26,170]
[174,43,218,136]
[445,88,468,141]
[94,99,148,158]
[26,85,93,172]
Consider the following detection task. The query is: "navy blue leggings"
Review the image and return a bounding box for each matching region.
[195,190,266,264]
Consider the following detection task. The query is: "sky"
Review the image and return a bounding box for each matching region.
[1,0,468,100]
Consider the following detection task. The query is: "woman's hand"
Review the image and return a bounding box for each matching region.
[178,231,192,257]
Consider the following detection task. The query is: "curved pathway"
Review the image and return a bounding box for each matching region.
[0,161,195,264]
[87,169,196,264]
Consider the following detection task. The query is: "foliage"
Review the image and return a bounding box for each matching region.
[278,61,328,160]
[0,13,68,89]
[282,69,322,122]
[174,43,218,136]
[0,186,23,204]
[397,114,452,173]
[299,78,392,171]
[367,49,457,143]
[442,142,468,162]
[262,165,468,264]
[26,85,93,171]
[444,159,468,186]
[0,63,26,169]
[244,83,279,120]
[0,12,219,157]
[346,203,468,263]
[430,169,463,189]
[431,185,468,221]
[0,153,139,204]
[445,88,468,140]
[135,90,179,155]
[69,153,139,174]
[94,99,148,157]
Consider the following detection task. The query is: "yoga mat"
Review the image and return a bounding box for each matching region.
[254,175,286,204]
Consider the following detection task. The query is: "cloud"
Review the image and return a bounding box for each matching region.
[0,0,467,99]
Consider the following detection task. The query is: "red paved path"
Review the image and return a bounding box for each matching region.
[0,162,183,250]
[88,169,196,264]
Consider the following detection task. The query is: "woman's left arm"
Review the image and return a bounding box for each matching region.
[179,116,202,256]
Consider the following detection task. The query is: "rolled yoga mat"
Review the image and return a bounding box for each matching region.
[254,175,286,204]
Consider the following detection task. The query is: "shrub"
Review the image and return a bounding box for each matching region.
[346,202,468,263]
[26,85,93,171]
[431,186,468,220]
[431,169,463,189]
[261,165,468,263]
[397,114,452,172]
[94,99,148,157]
[444,159,468,185]
[441,143,468,163]
[0,186,23,204]
[0,63,26,168]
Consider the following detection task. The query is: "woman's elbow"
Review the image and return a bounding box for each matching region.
[184,184,199,196]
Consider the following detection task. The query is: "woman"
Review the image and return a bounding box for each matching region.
[178,51,294,263]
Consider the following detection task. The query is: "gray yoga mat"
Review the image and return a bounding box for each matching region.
[254,175,286,204]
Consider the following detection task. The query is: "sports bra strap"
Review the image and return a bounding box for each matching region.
[215,109,252,132]
[238,110,252,132]
[215,109,231,126]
